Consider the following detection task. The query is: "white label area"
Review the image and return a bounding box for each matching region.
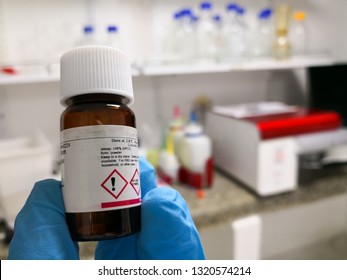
[60,125,141,213]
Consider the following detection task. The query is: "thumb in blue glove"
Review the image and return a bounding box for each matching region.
[8,157,205,260]
[8,178,78,259]
[139,187,205,259]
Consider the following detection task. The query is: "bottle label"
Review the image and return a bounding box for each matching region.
[60,125,141,213]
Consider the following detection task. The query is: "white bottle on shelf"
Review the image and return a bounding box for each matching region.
[177,8,197,63]
[77,25,96,46]
[178,110,213,188]
[251,8,274,57]
[179,111,211,174]
[222,3,248,60]
[212,14,223,61]
[221,3,236,58]
[157,131,180,185]
[162,10,184,63]
[290,11,308,56]
[232,6,249,58]
[168,105,185,160]
[196,1,217,62]
[105,25,123,50]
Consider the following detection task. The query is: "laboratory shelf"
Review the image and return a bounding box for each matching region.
[0,64,60,85]
[143,54,333,76]
[0,67,141,86]
[0,54,333,86]
[0,73,60,85]
[244,54,333,71]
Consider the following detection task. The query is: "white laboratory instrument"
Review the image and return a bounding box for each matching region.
[206,102,347,196]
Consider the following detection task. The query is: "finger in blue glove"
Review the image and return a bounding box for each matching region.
[8,179,79,260]
[138,187,205,260]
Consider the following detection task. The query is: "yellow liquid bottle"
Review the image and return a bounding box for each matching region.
[273,4,292,60]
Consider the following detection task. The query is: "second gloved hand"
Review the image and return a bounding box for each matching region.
[95,157,205,260]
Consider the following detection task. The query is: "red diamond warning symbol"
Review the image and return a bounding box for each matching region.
[101,169,128,200]
[130,169,140,195]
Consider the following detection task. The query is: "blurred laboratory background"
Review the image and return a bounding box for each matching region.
[1,0,347,260]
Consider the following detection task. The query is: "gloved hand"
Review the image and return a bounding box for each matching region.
[8,156,205,260]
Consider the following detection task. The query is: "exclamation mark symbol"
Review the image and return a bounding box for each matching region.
[111,177,116,191]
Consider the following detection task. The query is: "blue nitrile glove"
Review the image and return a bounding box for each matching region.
[8,156,205,260]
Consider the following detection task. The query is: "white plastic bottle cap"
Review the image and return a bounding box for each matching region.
[60,45,134,105]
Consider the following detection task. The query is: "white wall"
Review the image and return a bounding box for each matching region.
[261,194,347,259]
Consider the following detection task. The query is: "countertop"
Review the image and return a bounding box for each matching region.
[175,166,347,229]
[1,165,347,260]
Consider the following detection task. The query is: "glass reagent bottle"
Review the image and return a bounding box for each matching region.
[60,45,141,241]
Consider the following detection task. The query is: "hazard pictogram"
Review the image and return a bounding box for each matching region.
[101,169,128,200]
[130,168,140,195]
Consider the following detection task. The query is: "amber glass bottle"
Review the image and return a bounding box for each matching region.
[60,46,141,241]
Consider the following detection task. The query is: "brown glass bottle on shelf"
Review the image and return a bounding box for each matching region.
[60,46,141,241]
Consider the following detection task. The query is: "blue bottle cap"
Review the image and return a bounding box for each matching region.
[191,15,199,23]
[200,2,212,10]
[83,25,94,33]
[107,25,118,32]
[213,14,222,23]
[190,110,198,123]
[226,3,239,12]
[181,8,193,17]
[237,7,246,15]
[173,11,183,20]
[258,8,272,19]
